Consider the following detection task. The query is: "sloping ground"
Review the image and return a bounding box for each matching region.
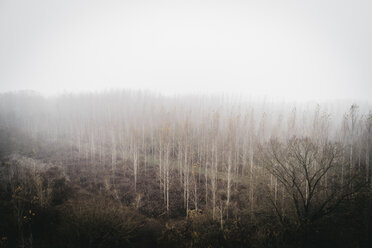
[1,139,372,247]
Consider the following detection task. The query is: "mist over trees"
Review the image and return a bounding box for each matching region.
[0,90,371,248]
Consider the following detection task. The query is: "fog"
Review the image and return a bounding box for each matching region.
[0,89,371,247]
[1,1,372,247]
[1,0,372,102]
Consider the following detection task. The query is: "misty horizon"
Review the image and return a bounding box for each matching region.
[1,88,371,107]
[1,0,372,102]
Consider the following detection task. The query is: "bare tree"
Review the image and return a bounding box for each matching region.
[365,112,372,186]
[259,137,365,228]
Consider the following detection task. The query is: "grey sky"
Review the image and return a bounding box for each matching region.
[0,0,371,101]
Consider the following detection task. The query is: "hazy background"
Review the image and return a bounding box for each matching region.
[0,0,371,102]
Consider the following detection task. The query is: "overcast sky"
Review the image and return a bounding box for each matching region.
[0,0,371,101]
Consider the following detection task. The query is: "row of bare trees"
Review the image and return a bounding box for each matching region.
[0,91,371,226]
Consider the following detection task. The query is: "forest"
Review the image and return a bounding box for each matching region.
[0,90,371,248]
